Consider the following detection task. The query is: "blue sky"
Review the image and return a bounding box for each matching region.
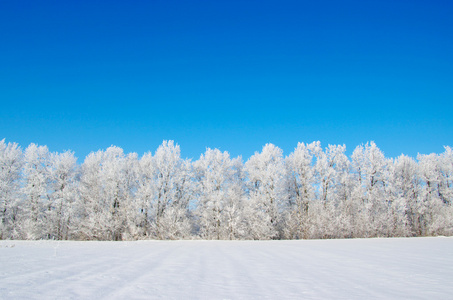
[1,0,452,160]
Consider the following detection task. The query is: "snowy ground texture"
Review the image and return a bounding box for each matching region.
[1,237,452,299]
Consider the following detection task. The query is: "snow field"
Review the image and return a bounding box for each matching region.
[0,237,452,299]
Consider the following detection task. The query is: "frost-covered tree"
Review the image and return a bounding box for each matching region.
[417,151,453,235]
[75,150,103,239]
[438,147,453,234]
[389,155,420,236]
[245,144,288,239]
[383,159,409,237]
[284,142,316,239]
[194,148,246,239]
[439,147,453,206]
[19,143,50,239]
[119,151,141,240]
[137,141,193,239]
[76,147,138,240]
[310,143,352,238]
[46,151,79,240]
[350,142,391,237]
[330,147,355,238]
[0,139,23,239]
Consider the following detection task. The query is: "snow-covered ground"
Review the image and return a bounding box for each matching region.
[1,237,452,299]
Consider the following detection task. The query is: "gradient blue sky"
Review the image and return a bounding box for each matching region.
[1,0,452,160]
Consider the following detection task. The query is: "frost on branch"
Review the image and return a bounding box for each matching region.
[0,139,452,240]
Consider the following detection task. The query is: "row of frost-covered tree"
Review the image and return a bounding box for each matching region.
[1,139,452,240]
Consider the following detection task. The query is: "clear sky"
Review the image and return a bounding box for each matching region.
[1,0,452,161]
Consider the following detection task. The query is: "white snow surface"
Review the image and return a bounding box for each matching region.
[1,237,452,299]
